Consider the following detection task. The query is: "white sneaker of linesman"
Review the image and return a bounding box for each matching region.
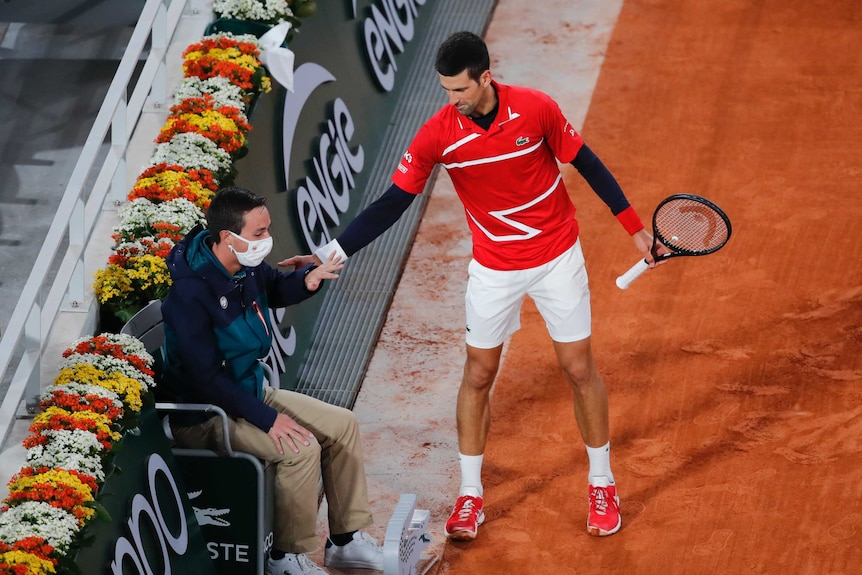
[265,552,327,575]
[324,531,384,570]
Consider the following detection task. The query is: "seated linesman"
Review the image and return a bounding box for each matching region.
[159,187,383,575]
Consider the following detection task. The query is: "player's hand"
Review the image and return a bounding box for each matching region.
[633,229,669,267]
[304,253,344,291]
[277,254,321,269]
[267,413,315,454]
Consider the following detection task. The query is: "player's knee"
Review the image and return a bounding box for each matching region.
[462,363,497,391]
[563,361,595,387]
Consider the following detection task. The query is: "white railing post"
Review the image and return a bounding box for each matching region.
[148,0,169,110]
[23,304,42,415]
[111,94,129,207]
[66,197,86,310]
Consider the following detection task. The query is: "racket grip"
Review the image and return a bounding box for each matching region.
[615,258,650,290]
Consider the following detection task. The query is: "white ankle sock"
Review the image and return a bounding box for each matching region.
[458,453,484,497]
[586,442,614,486]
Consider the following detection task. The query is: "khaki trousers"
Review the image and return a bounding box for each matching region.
[172,387,373,553]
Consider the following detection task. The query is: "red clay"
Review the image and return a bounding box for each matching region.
[333,2,862,574]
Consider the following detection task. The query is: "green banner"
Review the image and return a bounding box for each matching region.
[173,452,274,575]
[74,405,214,574]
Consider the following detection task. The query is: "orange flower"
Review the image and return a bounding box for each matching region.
[181,36,270,96]
[39,390,124,423]
[156,100,251,156]
[129,163,215,210]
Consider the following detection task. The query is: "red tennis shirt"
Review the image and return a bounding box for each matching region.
[392,81,588,271]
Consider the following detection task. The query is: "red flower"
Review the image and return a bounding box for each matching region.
[28,410,116,450]
[13,536,57,563]
[40,390,124,423]
[0,536,58,567]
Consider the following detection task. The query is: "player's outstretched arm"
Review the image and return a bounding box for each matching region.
[314,183,416,263]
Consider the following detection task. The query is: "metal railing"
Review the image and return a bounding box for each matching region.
[0,0,201,451]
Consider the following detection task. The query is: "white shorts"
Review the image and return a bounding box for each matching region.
[464,240,592,349]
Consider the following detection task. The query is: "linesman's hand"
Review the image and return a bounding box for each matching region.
[304,253,343,291]
[277,254,317,269]
[268,413,315,455]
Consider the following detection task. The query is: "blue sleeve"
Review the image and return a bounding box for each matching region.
[260,262,321,309]
[336,184,416,256]
[570,144,630,215]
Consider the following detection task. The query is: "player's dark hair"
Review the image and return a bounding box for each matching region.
[435,31,490,82]
[206,186,267,244]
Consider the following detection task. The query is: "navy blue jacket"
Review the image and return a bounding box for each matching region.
[160,225,318,431]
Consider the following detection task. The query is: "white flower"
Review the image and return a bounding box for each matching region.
[113,197,206,243]
[153,198,207,234]
[206,30,264,48]
[102,333,154,360]
[0,501,80,553]
[213,0,294,24]
[26,430,106,481]
[150,131,234,175]
[172,76,247,111]
[62,353,155,391]
[114,197,158,240]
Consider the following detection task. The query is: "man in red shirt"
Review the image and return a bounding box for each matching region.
[314,31,656,540]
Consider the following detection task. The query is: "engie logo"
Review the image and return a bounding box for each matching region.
[283,2,429,254]
[359,0,428,91]
[110,454,189,574]
[261,306,296,379]
[284,64,365,253]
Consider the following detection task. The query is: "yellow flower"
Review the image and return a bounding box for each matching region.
[183,49,205,62]
[35,406,122,442]
[93,265,134,305]
[0,550,56,574]
[127,255,172,295]
[8,468,96,503]
[183,109,243,134]
[230,53,263,73]
[54,364,144,413]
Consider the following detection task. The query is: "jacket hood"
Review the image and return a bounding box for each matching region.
[167,224,241,294]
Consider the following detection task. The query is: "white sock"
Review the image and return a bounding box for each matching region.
[586,442,614,486]
[458,453,484,497]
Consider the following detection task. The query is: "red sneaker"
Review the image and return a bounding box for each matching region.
[445,495,485,540]
[587,484,621,536]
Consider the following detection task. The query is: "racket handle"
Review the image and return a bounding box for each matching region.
[615,258,650,290]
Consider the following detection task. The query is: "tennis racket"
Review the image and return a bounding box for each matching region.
[615,194,732,290]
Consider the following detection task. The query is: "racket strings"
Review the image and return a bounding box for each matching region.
[655,199,729,253]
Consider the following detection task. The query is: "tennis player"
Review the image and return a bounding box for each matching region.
[314,31,655,540]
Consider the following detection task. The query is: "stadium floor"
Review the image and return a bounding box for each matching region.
[328,1,862,574]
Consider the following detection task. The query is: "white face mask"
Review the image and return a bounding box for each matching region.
[228,231,273,267]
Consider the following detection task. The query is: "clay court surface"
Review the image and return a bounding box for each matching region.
[313,1,862,574]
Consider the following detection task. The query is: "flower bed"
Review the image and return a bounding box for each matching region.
[1,2,318,571]
[0,334,153,574]
[94,31,271,325]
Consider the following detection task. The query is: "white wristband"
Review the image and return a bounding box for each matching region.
[314,239,348,264]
